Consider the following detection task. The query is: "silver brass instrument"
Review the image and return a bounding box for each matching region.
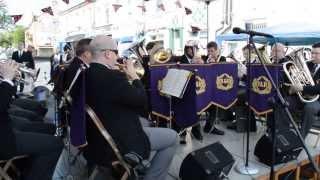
[0,59,39,84]
[256,45,272,64]
[283,48,319,103]
[123,39,148,77]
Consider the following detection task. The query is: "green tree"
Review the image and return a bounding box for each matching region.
[11,26,25,46]
[0,0,11,29]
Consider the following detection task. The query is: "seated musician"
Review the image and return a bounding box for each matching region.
[227,44,258,131]
[202,41,226,135]
[290,42,320,138]
[0,61,63,180]
[84,35,178,180]
[64,38,92,89]
[175,44,203,142]
[271,43,288,63]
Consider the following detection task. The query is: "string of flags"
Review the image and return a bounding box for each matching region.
[36,0,192,18]
[10,15,22,24]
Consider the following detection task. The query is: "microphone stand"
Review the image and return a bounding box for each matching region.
[250,39,320,179]
[236,35,259,175]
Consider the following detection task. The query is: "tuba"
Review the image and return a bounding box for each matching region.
[283,48,319,103]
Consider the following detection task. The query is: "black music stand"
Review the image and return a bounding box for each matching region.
[241,35,320,179]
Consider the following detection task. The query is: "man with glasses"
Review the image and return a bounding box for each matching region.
[290,42,320,138]
[84,35,178,180]
[271,43,287,63]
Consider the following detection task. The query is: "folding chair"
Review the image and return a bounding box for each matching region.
[85,105,134,180]
[0,155,28,180]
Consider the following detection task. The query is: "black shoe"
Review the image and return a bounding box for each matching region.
[191,125,203,141]
[210,127,225,135]
[227,121,237,130]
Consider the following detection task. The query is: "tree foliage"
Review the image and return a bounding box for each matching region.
[0,0,11,30]
[0,26,25,48]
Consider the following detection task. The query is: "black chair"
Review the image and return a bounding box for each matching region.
[86,105,149,180]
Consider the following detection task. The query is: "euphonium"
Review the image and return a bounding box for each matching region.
[283,48,319,103]
[116,58,145,78]
[123,39,147,77]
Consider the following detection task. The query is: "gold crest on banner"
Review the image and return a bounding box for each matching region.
[196,76,206,95]
[216,73,234,91]
[252,76,272,94]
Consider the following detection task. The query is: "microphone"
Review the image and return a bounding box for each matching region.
[232,27,274,38]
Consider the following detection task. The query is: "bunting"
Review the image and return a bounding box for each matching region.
[137,5,146,13]
[62,0,69,4]
[157,3,165,11]
[175,0,182,8]
[41,6,54,16]
[112,4,122,12]
[185,7,192,15]
[11,15,22,24]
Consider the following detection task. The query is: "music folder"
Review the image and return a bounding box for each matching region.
[160,68,193,98]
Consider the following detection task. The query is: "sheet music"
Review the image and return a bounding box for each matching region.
[160,68,192,98]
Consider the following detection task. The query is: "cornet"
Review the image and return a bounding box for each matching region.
[0,59,39,84]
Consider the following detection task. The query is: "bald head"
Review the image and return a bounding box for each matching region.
[90,35,119,65]
[271,43,286,61]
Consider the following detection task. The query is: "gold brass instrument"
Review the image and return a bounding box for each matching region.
[0,59,39,84]
[256,45,272,64]
[283,48,319,103]
[150,48,172,64]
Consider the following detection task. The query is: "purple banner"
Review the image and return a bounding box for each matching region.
[211,63,238,109]
[149,63,238,127]
[248,64,282,115]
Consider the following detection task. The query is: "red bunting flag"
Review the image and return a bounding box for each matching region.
[185,7,192,15]
[41,6,54,16]
[157,3,165,11]
[137,5,146,13]
[62,0,69,4]
[175,0,182,8]
[11,15,22,24]
[112,4,122,12]
[191,26,200,32]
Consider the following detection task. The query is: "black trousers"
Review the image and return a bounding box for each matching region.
[14,130,63,180]
[10,115,55,135]
[12,98,48,117]
[9,106,43,122]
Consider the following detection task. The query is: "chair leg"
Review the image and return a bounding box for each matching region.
[314,134,320,148]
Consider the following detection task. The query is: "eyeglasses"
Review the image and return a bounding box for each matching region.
[109,49,118,55]
[100,49,118,55]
